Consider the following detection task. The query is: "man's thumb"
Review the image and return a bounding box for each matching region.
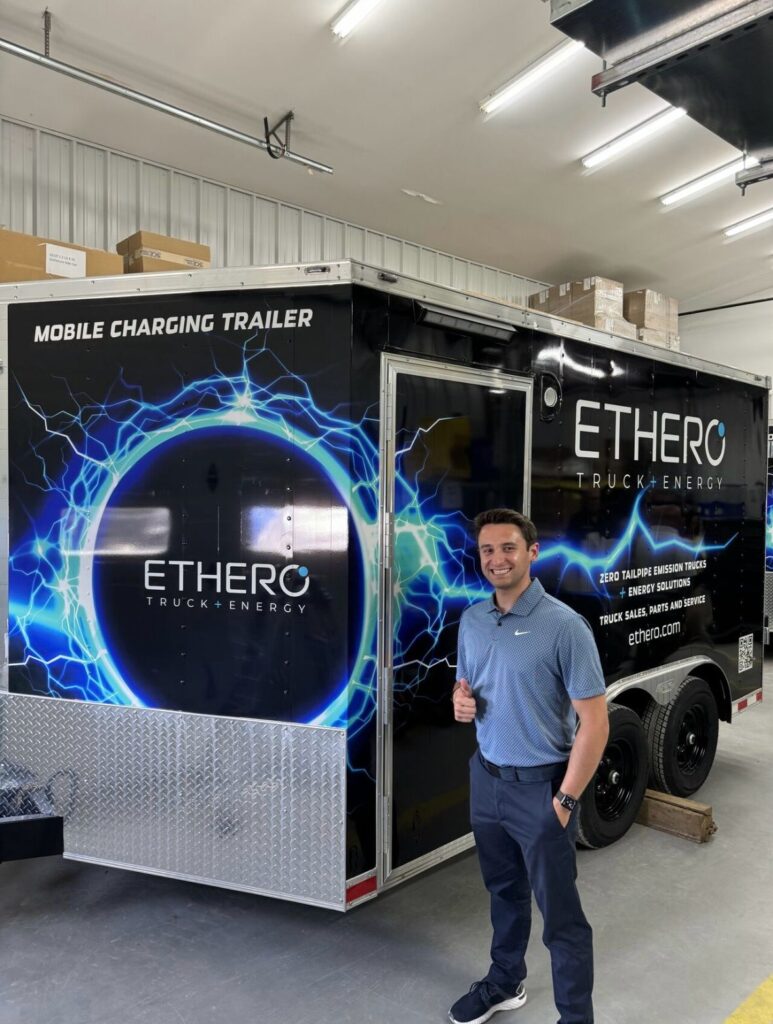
[458,678,472,695]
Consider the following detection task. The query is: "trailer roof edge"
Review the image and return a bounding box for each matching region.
[0,260,767,390]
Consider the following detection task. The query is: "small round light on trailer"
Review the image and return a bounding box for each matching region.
[543,385,559,408]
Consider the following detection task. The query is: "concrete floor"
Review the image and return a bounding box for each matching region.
[2,663,772,1024]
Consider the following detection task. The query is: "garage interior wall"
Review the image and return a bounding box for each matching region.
[0,116,545,305]
[679,295,773,385]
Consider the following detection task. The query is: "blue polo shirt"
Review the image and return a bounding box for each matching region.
[457,578,605,767]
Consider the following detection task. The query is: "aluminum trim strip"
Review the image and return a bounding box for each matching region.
[382,832,476,889]
[378,353,532,884]
[64,853,347,911]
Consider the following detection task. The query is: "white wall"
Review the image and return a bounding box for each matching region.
[679,294,773,385]
[0,115,545,306]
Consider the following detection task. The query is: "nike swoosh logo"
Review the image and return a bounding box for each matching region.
[513,630,530,637]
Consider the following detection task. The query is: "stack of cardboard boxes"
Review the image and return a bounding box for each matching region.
[528,277,638,340]
[0,227,211,284]
[528,277,679,350]
[623,289,679,350]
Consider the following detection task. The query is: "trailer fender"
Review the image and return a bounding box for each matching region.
[605,656,731,724]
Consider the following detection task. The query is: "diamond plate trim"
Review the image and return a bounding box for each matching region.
[765,572,773,622]
[0,693,347,909]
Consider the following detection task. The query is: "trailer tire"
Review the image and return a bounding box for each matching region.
[576,703,648,850]
[641,676,718,797]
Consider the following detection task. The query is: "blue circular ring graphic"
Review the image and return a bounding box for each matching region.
[64,411,376,727]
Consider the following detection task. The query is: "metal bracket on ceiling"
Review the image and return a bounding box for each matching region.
[263,111,294,161]
[590,0,773,101]
[736,156,773,195]
[43,8,51,57]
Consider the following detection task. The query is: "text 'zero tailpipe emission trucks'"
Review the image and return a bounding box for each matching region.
[0,261,767,909]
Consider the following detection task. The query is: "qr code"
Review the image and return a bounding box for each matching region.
[738,634,754,673]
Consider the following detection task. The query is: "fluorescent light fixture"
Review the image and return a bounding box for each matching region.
[481,39,585,115]
[331,0,385,38]
[416,302,516,342]
[581,107,687,169]
[660,156,760,206]
[724,206,773,237]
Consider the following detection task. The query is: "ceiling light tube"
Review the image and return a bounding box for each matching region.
[331,0,385,38]
[480,39,585,116]
[581,107,687,169]
[724,207,773,237]
[660,156,760,206]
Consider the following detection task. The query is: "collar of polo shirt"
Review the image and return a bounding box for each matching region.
[487,577,544,617]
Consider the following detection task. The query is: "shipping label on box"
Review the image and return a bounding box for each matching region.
[45,243,87,279]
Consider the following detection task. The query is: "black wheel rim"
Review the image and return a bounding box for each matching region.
[676,703,710,775]
[595,738,637,821]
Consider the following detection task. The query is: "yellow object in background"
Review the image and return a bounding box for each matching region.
[725,975,773,1024]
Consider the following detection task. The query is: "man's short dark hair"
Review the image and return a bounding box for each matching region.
[474,509,538,548]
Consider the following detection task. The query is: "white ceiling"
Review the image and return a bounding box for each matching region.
[1,0,772,311]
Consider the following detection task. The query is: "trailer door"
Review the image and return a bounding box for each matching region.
[380,354,532,883]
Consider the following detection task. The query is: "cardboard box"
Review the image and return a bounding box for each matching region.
[564,313,638,340]
[624,289,679,334]
[637,327,680,351]
[117,230,211,272]
[0,227,122,283]
[527,287,552,313]
[569,276,624,320]
[528,281,573,314]
[608,317,639,341]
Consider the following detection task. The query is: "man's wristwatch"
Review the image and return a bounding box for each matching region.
[555,790,578,811]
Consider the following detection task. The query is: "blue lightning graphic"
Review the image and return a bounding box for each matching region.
[535,488,736,598]
[10,333,739,743]
[10,339,381,739]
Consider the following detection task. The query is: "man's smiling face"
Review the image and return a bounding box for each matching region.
[478,523,538,601]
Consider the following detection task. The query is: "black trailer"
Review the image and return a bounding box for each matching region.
[0,261,767,908]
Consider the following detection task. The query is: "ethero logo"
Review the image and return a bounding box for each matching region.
[575,400,726,467]
[144,560,310,598]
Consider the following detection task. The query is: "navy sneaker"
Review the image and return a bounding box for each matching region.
[448,979,527,1024]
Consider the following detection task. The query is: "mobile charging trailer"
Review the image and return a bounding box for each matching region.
[0,261,767,909]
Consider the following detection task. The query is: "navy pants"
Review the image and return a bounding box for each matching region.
[470,752,594,1024]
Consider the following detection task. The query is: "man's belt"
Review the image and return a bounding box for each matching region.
[478,751,567,782]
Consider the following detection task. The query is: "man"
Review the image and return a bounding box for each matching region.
[449,509,609,1024]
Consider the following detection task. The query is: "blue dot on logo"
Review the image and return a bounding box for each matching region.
[718,422,726,438]
[298,566,309,578]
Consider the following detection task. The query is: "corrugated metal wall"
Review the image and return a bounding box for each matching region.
[0,115,545,304]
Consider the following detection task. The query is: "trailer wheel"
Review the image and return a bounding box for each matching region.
[641,676,718,797]
[577,703,648,850]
